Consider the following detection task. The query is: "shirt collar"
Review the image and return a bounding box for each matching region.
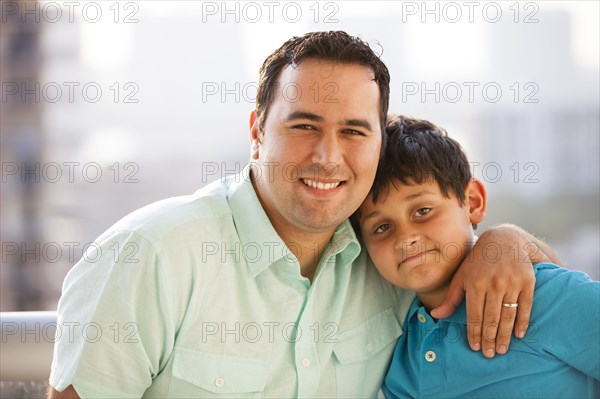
[444,300,467,324]
[327,220,361,268]
[227,165,361,277]
[227,165,287,277]
[407,298,467,325]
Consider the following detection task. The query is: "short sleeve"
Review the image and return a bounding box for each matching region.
[49,229,177,397]
[529,263,600,381]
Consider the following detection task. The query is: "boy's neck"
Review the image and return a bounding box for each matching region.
[418,239,476,316]
[418,286,451,315]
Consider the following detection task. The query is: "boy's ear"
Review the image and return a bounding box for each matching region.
[249,110,262,160]
[466,178,487,225]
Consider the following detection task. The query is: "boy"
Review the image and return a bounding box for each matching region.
[357,115,600,398]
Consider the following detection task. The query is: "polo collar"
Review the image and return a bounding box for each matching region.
[407,298,467,325]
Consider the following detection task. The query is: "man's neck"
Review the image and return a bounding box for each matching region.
[250,170,338,281]
[279,228,335,282]
[256,197,336,280]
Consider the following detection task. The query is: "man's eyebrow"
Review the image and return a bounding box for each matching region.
[344,119,373,132]
[286,112,324,122]
[285,113,373,132]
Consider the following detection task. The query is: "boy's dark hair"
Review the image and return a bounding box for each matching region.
[256,31,390,141]
[371,114,472,204]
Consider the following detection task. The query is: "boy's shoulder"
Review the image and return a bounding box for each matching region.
[530,262,599,328]
[533,262,598,292]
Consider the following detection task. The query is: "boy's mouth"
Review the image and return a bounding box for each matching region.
[401,249,436,265]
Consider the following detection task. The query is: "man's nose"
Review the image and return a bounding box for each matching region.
[311,132,343,167]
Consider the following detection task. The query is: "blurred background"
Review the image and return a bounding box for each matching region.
[1,0,599,315]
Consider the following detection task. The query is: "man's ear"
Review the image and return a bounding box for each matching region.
[249,110,261,160]
[466,178,487,226]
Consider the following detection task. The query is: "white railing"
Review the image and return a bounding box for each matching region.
[0,311,56,381]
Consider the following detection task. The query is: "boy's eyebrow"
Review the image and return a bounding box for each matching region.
[404,190,436,201]
[361,189,436,221]
[361,210,381,222]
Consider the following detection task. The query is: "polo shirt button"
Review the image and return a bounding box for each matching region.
[214,377,225,387]
[425,350,436,362]
[366,343,373,353]
[301,358,311,367]
[417,314,427,323]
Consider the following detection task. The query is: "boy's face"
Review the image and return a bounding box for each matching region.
[359,179,480,297]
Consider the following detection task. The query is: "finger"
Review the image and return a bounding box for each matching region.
[515,282,534,339]
[481,291,504,358]
[495,296,519,355]
[430,270,465,319]
[465,286,484,352]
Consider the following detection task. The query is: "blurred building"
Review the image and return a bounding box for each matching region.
[1,0,45,310]
[1,2,598,314]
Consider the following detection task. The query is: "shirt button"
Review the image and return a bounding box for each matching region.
[425,350,436,362]
[366,343,373,353]
[301,358,311,367]
[214,377,225,387]
[417,314,427,323]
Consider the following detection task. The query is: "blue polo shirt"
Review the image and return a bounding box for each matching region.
[383,262,600,398]
[50,168,415,398]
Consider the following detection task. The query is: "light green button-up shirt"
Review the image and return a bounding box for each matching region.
[50,168,414,398]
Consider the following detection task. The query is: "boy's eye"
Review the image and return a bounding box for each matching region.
[374,223,391,234]
[415,208,431,217]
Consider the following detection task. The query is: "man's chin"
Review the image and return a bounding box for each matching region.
[294,210,349,232]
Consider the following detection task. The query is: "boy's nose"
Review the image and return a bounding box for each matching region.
[394,229,420,250]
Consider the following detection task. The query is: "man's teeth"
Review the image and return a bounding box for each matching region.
[302,179,341,190]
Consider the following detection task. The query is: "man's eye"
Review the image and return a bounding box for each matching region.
[293,124,315,130]
[374,223,391,234]
[415,208,431,217]
[344,129,365,136]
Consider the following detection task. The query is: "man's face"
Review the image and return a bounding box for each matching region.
[359,179,475,296]
[250,58,382,237]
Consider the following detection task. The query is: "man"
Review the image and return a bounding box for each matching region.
[49,31,558,398]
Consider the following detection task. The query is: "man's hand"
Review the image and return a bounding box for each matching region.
[431,224,561,358]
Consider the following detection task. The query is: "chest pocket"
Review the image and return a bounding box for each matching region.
[169,347,268,398]
[333,307,403,398]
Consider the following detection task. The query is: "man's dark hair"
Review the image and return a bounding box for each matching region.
[255,31,390,138]
[371,114,472,204]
